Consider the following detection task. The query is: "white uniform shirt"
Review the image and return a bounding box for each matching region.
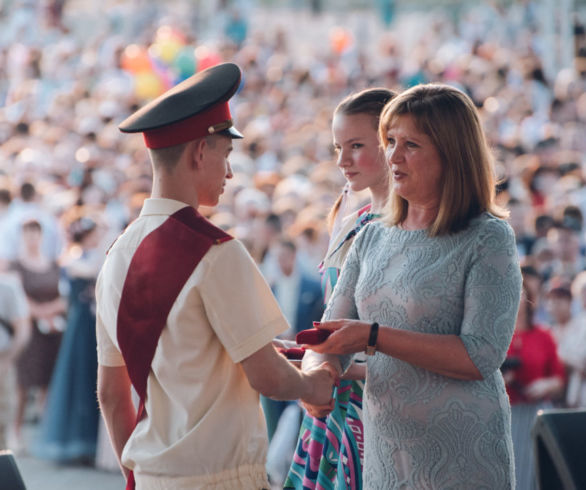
[96,198,288,488]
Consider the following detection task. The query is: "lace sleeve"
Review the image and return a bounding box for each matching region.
[460,219,522,378]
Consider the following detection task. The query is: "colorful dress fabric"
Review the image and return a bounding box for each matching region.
[285,204,377,490]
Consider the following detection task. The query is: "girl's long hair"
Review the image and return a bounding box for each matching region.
[327,88,396,232]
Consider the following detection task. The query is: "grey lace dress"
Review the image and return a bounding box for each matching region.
[327,213,522,489]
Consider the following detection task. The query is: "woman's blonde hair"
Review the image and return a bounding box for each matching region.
[379,83,507,236]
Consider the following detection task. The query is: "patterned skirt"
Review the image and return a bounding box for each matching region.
[284,379,365,489]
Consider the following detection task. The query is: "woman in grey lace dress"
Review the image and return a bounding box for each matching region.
[303,84,522,489]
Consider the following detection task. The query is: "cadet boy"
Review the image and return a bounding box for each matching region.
[96,63,336,490]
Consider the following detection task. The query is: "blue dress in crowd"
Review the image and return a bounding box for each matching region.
[33,275,99,463]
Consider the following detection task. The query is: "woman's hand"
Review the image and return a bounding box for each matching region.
[301,320,371,356]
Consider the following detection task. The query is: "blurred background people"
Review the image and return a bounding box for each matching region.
[504,278,566,490]
[0,187,14,261]
[10,218,66,451]
[3,183,64,262]
[271,237,324,342]
[33,214,104,464]
[264,236,323,486]
[545,282,575,347]
[557,271,586,408]
[0,0,584,486]
[0,263,30,450]
[546,223,585,282]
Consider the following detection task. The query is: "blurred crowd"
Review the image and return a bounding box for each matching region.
[0,0,585,478]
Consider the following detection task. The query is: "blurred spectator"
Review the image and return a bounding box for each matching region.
[0,264,30,450]
[561,204,584,233]
[290,221,328,276]
[504,279,566,490]
[0,187,13,260]
[376,0,396,27]
[10,218,66,450]
[508,197,536,259]
[2,182,64,261]
[545,282,574,347]
[520,264,548,324]
[33,215,104,464]
[529,237,556,283]
[271,237,323,341]
[561,204,586,254]
[224,8,248,47]
[534,213,555,241]
[263,237,323,486]
[310,0,323,15]
[557,271,586,408]
[546,223,585,281]
[42,0,69,31]
[527,165,560,212]
[255,212,283,281]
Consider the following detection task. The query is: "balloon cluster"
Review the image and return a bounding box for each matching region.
[120,26,222,100]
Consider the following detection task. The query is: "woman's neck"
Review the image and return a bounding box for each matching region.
[402,204,439,230]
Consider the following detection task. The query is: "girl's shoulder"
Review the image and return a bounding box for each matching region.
[329,206,372,246]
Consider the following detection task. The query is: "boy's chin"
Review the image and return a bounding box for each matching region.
[199,196,219,208]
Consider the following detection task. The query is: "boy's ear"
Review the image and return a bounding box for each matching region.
[190,138,207,170]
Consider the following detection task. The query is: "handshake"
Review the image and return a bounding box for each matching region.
[272,326,364,417]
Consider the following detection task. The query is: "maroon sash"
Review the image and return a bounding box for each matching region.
[116,206,232,489]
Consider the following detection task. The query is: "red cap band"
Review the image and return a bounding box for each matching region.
[143,102,232,149]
